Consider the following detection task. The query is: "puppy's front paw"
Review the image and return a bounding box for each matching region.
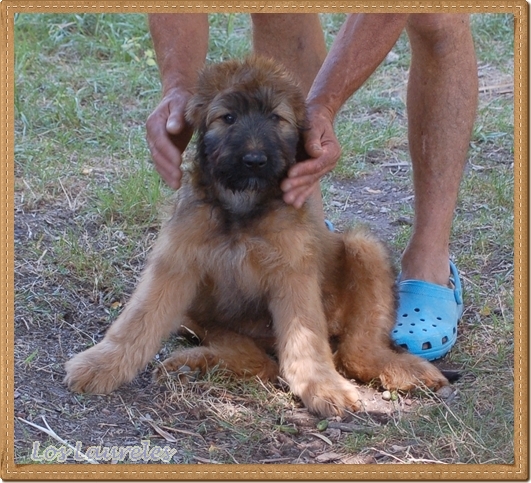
[297,375,362,417]
[64,342,132,394]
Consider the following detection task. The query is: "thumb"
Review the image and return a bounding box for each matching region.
[305,141,323,159]
[166,111,185,134]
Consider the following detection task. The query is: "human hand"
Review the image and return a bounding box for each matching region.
[281,105,341,208]
[146,87,195,190]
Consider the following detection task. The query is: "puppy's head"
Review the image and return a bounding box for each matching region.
[186,56,307,214]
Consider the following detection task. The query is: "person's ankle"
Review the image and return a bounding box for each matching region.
[400,248,451,287]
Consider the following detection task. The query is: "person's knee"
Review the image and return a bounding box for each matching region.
[406,14,472,54]
[250,13,277,30]
[251,13,320,32]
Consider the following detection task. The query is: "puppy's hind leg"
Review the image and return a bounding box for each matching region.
[334,228,449,391]
[155,330,279,382]
[65,233,201,394]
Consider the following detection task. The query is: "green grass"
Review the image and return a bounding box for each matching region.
[14,12,515,466]
[471,13,515,70]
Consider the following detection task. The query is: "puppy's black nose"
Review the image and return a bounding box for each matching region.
[243,152,267,170]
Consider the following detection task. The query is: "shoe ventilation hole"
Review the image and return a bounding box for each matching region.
[400,344,408,350]
[422,342,432,350]
[420,318,425,322]
[442,336,448,344]
[437,317,442,320]
[410,323,416,326]
[402,314,408,317]
[453,327,456,334]
[414,308,420,312]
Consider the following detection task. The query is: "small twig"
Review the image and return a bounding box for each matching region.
[118,394,137,428]
[59,318,98,345]
[342,193,351,211]
[157,423,206,442]
[496,292,507,323]
[254,375,273,394]
[479,83,513,94]
[372,448,407,463]
[259,457,292,463]
[381,161,409,168]
[36,248,48,266]
[221,448,239,464]
[18,416,99,464]
[58,178,74,211]
[193,455,222,464]
[22,178,37,200]
[327,422,375,434]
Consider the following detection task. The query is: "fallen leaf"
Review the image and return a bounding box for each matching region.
[315,451,343,463]
[140,417,178,443]
[480,306,491,316]
[316,419,329,431]
[309,432,333,446]
[277,425,298,435]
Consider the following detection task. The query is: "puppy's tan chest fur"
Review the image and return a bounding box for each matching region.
[172,201,311,335]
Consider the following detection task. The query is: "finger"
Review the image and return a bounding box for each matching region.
[151,150,182,189]
[289,154,335,178]
[156,160,182,190]
[147,128,180,169]
[304,140,324,159]
[146,109,190,189]
[281,172,319,194]
[282,174,319,203]
[283,183,317,209]
[147,132,182,189]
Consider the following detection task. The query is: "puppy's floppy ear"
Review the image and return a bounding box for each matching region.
[185,61,239,129]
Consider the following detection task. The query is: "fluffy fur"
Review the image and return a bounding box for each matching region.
[64,56,448,416]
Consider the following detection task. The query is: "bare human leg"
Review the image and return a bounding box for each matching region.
[402,14,478,286]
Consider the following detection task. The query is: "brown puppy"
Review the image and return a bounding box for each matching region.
[64,56,448,416]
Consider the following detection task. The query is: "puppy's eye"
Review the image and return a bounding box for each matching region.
[223,114,236,125]
[269,113,281,122]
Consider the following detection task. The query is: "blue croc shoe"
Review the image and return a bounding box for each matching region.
[392,261,464,361]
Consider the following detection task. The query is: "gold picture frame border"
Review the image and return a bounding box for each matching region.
[1,1,527,479]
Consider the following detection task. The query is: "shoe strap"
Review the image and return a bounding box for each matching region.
[397,261,463,306]
[449,261,463,305]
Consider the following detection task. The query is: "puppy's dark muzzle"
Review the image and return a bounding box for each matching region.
[243,152,267,171]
